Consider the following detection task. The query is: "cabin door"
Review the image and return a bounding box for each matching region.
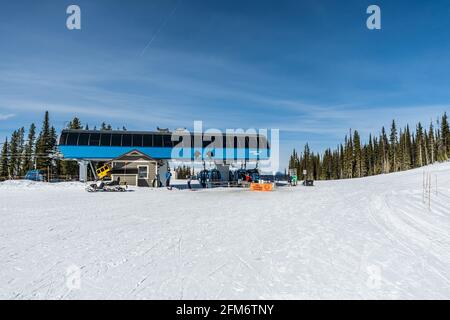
[137,165,150,187]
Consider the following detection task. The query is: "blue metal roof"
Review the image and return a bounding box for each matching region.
[58,145,269,161]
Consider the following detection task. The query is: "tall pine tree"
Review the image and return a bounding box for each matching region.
[389,120,398,172]
[35,111,53,170]
[0,138,9,178]
[441,112,449,156]
[22,123,36,173]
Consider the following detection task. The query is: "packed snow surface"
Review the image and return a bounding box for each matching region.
[1,163,450,299]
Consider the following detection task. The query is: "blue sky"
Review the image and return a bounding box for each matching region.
[1,0,450,168]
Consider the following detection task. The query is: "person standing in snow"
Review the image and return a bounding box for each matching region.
[291,174,298,186]
[165,170,172,189]
[187,175,192,190]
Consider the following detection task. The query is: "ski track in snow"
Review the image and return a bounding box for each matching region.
[0,163,449,299]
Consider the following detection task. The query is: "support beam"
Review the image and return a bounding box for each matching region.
[78,160,88,182]
[157,160,169,188]
[88,161,97,181]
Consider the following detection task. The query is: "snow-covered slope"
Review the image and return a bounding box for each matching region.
[0,162,449,299]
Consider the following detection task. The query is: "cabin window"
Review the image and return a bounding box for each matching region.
[191,134,199,148]
[171,135,183,147]
[113,162,126,169]
[66,133,79,145]
[223,135,232,149]
[132,134,143,147]
[203,136,215,148]
[59,132,68,145]
[248,136,257,149]
[163,134,173,147]
[143,134,152,147]
[111,134,122,146]
[78,133,89,145]
[169,133,187,148]
[122,134,131,146]
[258,136,269,150]
[89,133,100,146]
[100,133,112,146]
[153,135,163,147]
[138,166,148,179]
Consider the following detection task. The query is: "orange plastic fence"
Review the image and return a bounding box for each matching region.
[250,183,274,192]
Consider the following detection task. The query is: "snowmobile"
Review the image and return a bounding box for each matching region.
[86,163,128,192]
[85,179,128,192]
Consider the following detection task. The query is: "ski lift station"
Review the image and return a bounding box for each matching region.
[58,129,271,187]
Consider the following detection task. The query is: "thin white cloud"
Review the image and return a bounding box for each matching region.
[0,113,15,121]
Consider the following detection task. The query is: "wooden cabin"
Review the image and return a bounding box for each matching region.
[110,150,158,187]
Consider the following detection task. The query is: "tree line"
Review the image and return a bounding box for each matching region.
[289,112,450,180]
[0,111,123,180]
[174,165,194,179]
